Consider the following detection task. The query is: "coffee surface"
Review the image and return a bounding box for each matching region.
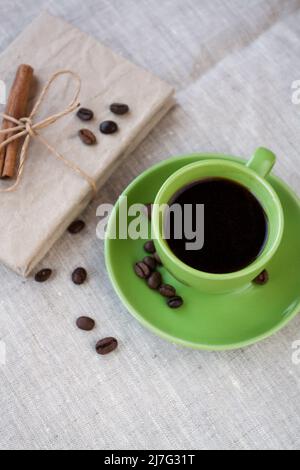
[167,178,268,274]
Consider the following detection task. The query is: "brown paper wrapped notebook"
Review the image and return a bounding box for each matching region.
[0,12,174,276]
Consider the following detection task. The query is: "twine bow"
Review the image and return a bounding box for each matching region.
[0,70,97,194]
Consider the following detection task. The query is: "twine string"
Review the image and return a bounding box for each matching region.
[0,70,97,195]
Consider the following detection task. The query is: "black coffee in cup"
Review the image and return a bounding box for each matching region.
[167,178,268,274]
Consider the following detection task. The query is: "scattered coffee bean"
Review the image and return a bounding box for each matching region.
[144,240,156,254]
[159,284,176,298]
[167,296,184,309]
[147,271,162,290]
[72,267,87,285]
[78,129,97,146]
[35,268,52,283]
[110,103,130,116]
[100,120,118,134]
[68,220,85,234]
[77,107,94,121]
[144,203,153,221]
[134,262,151,279]
[253,269,269,285]
[96,337,118,355]
[76,316,95,331]
[143,256,157,271]
[153,252,163,265]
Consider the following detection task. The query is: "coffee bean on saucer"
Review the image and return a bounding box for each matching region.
[153,252,163,265]
[147,271,162,290]
[77,107,94,121]
[76,316,95,331]
[159,284,176,298]
[96,337,118,355]
[35,269,52,283]
[78,129,97,146]
[144,240,156,254]
[100,120,118,134]
[68,220,85,234]
[253,269,269,285]
[72,267,87,285]
[144,203,153,221]
[110,103,130,115]
[134,262,151,279]
[143,256,157,271]
[167,296,183,309]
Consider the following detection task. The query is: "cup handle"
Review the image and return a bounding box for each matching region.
[246,147,276,178]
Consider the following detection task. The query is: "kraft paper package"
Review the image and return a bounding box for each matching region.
[0,12,174,276]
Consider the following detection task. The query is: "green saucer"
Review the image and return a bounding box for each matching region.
[105,154,300,350]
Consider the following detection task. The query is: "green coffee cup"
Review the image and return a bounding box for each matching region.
[152,148,284,294]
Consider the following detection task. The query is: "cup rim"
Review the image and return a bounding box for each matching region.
[152,159,284,281]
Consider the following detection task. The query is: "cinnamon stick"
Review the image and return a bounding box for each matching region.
[0,64,34,178]
[0,120,12,176]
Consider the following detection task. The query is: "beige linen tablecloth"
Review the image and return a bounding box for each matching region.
[0,0,300,450]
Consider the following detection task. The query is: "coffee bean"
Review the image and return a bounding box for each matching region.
[78,129,97,146]
[154,252,163,265]
[144,240,156,254]
[167,296,184,309]
[100,121,118,134]
[134,262,151,279]
[96,337,118,355]
[253,269,269,285]
[110,103,130,115]
[72,267,87,285]
[143,256,157,271]
[159,284,176,298]
[68,220,85,234]
[144,203,153,221]
[76,316,95,331]
[147,271,162,290]
[77,107,94,121]
[35,269,52,283]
